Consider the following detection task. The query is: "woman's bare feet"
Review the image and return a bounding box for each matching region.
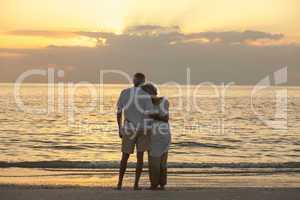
[159,185,165,190]
[149,185,159,190]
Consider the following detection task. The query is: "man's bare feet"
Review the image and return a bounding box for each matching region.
[116,183,122,190]
[133,185,141,190]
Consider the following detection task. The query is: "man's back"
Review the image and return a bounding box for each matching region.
[117,86,153,129]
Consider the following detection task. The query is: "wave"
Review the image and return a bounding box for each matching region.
[172,142,237,149]
[1,161,300,169]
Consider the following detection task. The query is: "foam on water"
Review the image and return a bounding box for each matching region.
[1,160,300,169]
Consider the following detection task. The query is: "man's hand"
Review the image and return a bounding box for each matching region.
[117,111,123,139]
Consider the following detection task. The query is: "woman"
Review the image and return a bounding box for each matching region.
[141,83,171,190]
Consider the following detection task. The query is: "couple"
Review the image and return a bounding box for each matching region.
[116,73,171,190]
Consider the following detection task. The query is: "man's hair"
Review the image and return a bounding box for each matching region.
[134,73,145,81]
[133,72,146,87]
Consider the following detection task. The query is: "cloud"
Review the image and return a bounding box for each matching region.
[76,31,116,39]
[0,52,27,59]
[7,30,117,39]
[124,25,181,34]
[6,26,285,46]
[1,25,299,85]
[77,27,285,45]
[6,30,77,38]
[185,30,284,44]
[1,40,299,85]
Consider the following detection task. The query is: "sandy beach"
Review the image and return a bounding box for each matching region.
[1,186,300,200]
[1,167,300,200]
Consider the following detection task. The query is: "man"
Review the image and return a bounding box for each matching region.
[116,73,153,190]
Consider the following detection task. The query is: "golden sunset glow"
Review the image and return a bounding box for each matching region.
[0,34,98,48]
[0,0,299,48]
[1,1,300,196]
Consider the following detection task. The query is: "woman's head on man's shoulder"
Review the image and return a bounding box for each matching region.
[141,82,158,96]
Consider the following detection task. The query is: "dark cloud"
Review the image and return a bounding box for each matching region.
[79,28,285,45]
[76,31,116,39]
[124,25,181,34]
[186,30,284,43]
[1,26,299,85]
[7,26,284,45]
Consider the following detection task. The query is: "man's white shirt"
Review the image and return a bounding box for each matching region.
[117,87,153,131]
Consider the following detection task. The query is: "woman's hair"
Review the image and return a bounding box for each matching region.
[141,83,158,96]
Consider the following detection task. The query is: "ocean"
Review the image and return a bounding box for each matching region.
[0,83,300,175]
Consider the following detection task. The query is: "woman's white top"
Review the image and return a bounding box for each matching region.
[149,97,171,157]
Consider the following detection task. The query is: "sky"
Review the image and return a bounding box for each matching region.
[0,0,299,85]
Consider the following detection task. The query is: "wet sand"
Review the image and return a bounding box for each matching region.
[1,167,300,200]
[1,186,300,200]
